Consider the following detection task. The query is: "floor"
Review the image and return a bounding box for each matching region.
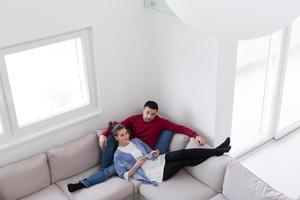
[238,128,300,199]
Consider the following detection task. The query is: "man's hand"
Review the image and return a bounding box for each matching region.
[195,135,205,145]
[99,135,107,151]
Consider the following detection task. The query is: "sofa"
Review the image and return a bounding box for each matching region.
[0,133,293,200]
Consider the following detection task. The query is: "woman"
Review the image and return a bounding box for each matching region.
[112,123,231,185]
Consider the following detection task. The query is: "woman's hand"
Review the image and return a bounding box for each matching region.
[152,149,160,158]
[126,158,146,179]
[135,158,146,167]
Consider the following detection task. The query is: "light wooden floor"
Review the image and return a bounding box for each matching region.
[238,128,300,199]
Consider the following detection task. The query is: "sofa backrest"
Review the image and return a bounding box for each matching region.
[0,154,50,200]
[47,133,101,183]
[169,133,190,152]
[222,160,293,200]
[184,138,233,192]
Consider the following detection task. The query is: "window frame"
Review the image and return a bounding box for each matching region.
[0,28,101,150]
[230,34,275,157]
[272,26,293,139]
[230,18,300,158]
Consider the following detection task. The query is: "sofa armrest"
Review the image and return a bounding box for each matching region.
[222,160,293,200]
[169,133,190,152]
[0,154,50,200]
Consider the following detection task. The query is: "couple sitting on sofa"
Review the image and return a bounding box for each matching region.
[68,101,231,192]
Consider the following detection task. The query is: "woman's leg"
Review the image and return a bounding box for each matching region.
[216,137,230,149]
[165,146,230,163]
[163,146,231,181]
[165,137,230,163]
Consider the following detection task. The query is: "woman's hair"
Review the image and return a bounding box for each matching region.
[108,121,126,137]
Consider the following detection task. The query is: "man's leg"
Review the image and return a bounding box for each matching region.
[80,164,116,187]
[68,165,117,192]
[155,130,174,154]
[100,134,118,169]
[82,134,118,186]
[67,134,118,192]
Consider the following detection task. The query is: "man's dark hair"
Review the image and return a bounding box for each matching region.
[144,101,158,110]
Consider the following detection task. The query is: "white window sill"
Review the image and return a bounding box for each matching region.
[0,109,102,152]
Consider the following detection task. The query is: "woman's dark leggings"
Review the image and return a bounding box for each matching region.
[162,147,227,181]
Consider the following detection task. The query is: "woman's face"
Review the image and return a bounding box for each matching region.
[115,128,130,146]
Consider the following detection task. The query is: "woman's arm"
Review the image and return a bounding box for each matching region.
[133,138,153,154]
[126,158,146,179]
[114,152,146,180]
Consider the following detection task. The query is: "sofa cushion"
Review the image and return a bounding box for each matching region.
[185,155,232,192]
[56,166,134,200]
[184,137,232,192]
[130,179,143,195]
[139,170,216,200]
[19,185,69,200]
[223,160,293,200]
[209,193,228,200]
[47,133,101,183]
[185,137,211,149]
[0,154,50,200]
[169,133,190,152]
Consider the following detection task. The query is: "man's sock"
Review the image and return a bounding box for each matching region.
[216,137,230,149]
[67,182,85,193]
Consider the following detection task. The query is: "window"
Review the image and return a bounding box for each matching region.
[231,17,300,156]
[278,18,300,131]
[0,29,100,149]
[231,35,272,154]
[0,117,3,135]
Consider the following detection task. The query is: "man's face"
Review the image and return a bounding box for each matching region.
[142,107,158,122]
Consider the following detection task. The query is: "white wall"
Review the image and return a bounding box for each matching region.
[0,0,237,166]
[0,0,157,166]
[143,10,220,145]
[214,40,237,147]
[142,10,237,146]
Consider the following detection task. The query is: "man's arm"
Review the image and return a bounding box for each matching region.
[98,128,109,150]
[160,117,205,145]
[99,134,107,150]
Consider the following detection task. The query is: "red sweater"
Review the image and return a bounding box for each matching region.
[102,114,197,148]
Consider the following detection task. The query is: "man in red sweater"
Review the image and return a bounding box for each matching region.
[100,102,204,149]
[68,101,205,192]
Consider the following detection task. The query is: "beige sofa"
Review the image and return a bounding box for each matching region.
[0,133,293,200]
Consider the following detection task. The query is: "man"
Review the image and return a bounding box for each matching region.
[68,101,205,192]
